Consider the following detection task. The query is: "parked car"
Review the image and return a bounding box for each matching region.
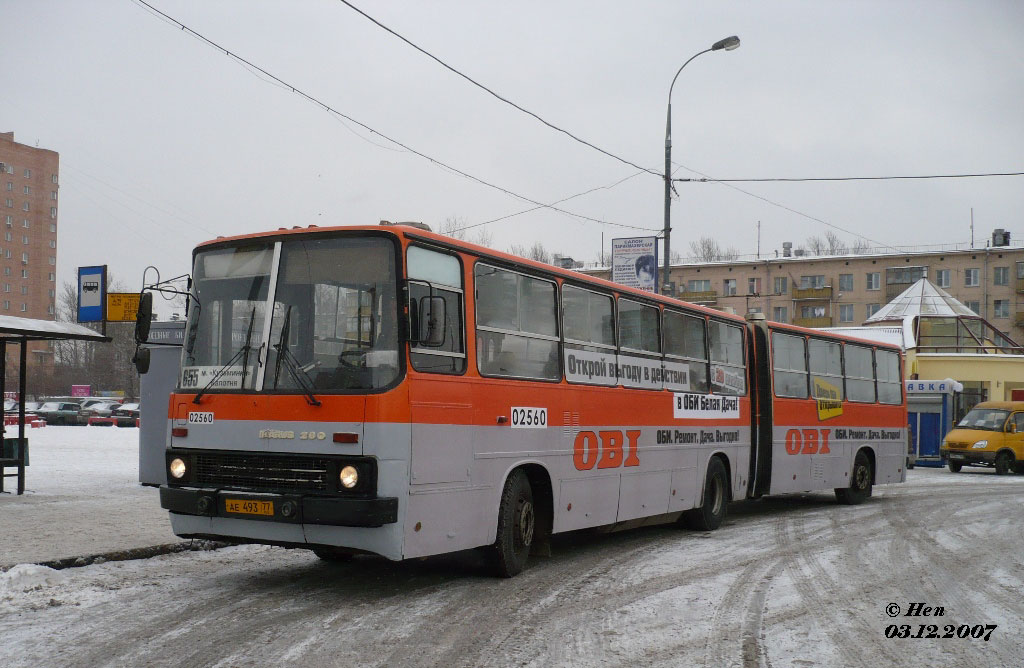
[36,401,83,425]
[111,402,140,427]
[941,401,1024,474]
[79,401,120,423]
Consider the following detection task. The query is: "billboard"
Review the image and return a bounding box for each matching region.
[77,265,107,323]
[611,237,658,292]
[106,293,141,322]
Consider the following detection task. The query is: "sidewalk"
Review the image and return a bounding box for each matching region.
[0,426,183,568]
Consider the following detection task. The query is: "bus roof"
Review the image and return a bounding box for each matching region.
[194,224,750,325]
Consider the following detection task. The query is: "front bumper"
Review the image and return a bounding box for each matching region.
[160,486,398,527]
[941,449,996,466]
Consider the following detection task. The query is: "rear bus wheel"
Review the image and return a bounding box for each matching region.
[490,469,535,578]
[683,457,729,531]
[836,450,873,505]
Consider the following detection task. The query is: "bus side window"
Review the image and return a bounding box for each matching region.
[709,321,746,395]
[407,246,466,375]
[562,285,617,386]
[809,338,844,400]
[876,349,902,404]
[845,344,876,402]
[771,331,807,398]
[474,264,560,381]
[617,298,661,390]
[664,310,708,393]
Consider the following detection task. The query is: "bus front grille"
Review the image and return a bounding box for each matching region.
[193,452,331,493]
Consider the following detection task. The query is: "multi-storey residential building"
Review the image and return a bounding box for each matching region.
[0,131,59,376]
[586,231,1024,345]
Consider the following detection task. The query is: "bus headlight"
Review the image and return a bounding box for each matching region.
[339,465,359,489]
[169,457,187,479]
[971,440,988,449]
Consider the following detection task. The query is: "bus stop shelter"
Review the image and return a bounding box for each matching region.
[0,315,110,494]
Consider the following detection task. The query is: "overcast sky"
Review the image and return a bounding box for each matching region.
[4,1,1023,312]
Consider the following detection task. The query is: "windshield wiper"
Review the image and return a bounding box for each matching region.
[193,307,259,404]
[272,305,321,406]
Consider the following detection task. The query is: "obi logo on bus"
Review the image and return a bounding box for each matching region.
[785,428,832,455]
[573,430,641,470]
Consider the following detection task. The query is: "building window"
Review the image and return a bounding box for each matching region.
[23,186,30,195]
[3,301,9,310]
[50,191,57,201]
[49,240,55,249]
[748,277,761,295]
[994,266,1009,286]
[838,274,853,291]
[994,299,1010,318]
[965,300,981,315]
[774,276,788,295]
[4,182,10,191]
[21,252,28,263]
[20,285,26,295]
[866,272,880,290]
[21,269,28,278]
[772,306,788,323]
[839,304,854,322]
[866,303,881,317]
[4,284,10,293]
[22,202,29,212]
[22,236,28,245]
[800,275,825,289]
[49,223,56,233]
[19,303,25,312]
[4,198,11,208]
[23,169,30,178]
[48,304,54,315]
[4,268,10,276]
[50,207,56,219]
[5,250,11,259]
[48,272,55,281]
[22,219,28,228]
[4,232,11,242]
[965,268,980,287]
[48,288,54,298]
[935,268,950,288]
[723,279,737,296]
[801,305,826,318]
[48,256,55,266]
[3,216,9,225]
[687,279,711,292]
[51,174,58,184]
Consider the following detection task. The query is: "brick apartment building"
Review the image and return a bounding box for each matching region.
[587,231,1024,345]
[0,131,60,376]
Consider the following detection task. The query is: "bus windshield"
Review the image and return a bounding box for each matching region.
[182,235,400,393]
[956,407,1009,431]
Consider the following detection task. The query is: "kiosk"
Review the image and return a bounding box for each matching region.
[906,378,962,467]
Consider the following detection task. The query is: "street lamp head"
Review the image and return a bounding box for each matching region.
[711,35,741,51]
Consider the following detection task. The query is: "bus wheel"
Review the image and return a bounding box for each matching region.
[313,547,354,563]
[491,469,534,577]
[836,451,872,505]
[994,452,1013,476]
[684,457,728,531]
[948,461,963,473]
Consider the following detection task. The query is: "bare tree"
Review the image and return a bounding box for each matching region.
[688,237,738,262]
[805,235,827,255]
[825,231,849,255]
[509,242,552,264]
[850,238,872,254]
[440,215,494,248]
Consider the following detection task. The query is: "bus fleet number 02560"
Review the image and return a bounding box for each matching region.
[510,407,547,429]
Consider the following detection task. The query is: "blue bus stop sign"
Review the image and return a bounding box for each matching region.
[77,265,106,323]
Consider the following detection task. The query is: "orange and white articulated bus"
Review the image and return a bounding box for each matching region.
[143,223,907,576]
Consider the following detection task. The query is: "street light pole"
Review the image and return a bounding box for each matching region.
[662,35,740,296]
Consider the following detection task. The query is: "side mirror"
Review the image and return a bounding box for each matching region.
[132,346,151,374]
[135,292,153,344]
[417,296,446,347]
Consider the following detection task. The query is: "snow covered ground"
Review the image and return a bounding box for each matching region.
[0,425,175,566]
[2,433,1024,667]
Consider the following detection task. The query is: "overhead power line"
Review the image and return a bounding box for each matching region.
[334,0,660,177]
[131,0,656,234]
[675,171,1024,183]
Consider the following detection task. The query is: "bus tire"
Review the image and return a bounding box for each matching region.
[1013,462,1024,475]
[948,461,963,473]
[836,450,872,505]
[490,469,535,578]
[684,457,728,531]
[994,451,1013,475]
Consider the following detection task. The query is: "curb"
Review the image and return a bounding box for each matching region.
[20,540,232,571]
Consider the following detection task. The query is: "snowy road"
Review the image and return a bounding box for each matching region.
[3,468,1024,667]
